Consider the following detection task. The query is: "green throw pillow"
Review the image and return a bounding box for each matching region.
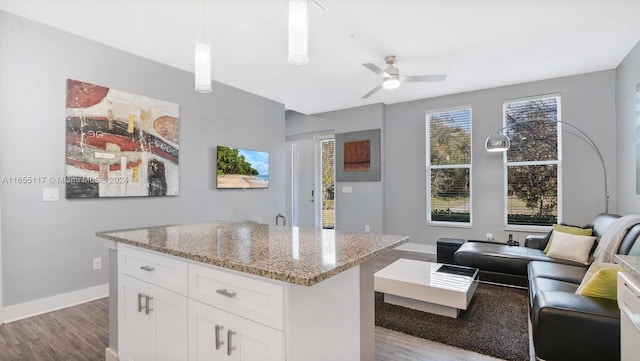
[577,267,623,300]
[543,224,593,254]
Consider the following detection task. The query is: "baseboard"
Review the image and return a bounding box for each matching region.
[2,283,108,323]
[394,242,437,254]
[105,347,119,361]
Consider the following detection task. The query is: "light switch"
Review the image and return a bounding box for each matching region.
[342,186,353,193]
[43,188,59,201]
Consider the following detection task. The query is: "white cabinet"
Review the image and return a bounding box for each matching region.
[118,245,284,361]
[188,299,284,361]
[118,246,188,361]
[117,244,364,361]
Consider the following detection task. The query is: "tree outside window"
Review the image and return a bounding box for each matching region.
[426,108,472,224]
[503,96,560,226]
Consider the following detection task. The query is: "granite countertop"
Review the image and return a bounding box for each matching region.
[615,255,640,281]
[97,221,408,286]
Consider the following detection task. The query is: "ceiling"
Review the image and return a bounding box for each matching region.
[2,0,640,115]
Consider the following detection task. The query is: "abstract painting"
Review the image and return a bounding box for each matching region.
[65,79,180,198]
[335,128,381,182]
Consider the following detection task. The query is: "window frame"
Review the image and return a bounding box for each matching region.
[425,105,473,227]
[502,94,562,230]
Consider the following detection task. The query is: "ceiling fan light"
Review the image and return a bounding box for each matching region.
[382,76,400,89]
[485,133,510,152]
[288,0,309,65]
[194,38,212,93]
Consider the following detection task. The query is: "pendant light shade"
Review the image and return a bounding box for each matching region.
[288,0,309,65]
[194,38,212,93]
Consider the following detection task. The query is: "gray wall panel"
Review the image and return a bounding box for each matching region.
[0,11,285,306]
[616,40,640,215]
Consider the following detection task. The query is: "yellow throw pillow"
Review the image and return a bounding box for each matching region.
[576,262,621,293]
[543,224,593,254]
[576,267,624,300]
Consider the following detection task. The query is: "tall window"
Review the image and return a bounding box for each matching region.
[503,95,561,227]
[321,139,335,229]
[426,107,472,224]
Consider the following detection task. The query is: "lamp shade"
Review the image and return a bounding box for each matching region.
[485,133,510,152]
[288,0,309,65]
[194,38,212,93]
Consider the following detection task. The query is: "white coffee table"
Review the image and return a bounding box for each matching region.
[374,259,479,318]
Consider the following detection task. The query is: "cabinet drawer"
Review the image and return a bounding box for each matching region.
[189,263,284,330]
[119,244,188,295]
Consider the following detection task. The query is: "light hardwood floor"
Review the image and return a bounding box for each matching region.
[0,249,505,361]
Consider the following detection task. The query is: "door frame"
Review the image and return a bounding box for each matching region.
[286,131,334,229]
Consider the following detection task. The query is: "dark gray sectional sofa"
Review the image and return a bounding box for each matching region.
[454,213,640,361]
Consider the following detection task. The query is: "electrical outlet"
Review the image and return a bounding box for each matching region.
[365,225,370,232]
[42,188,59,201]
[486,233,494,241]
[93,257,102,271]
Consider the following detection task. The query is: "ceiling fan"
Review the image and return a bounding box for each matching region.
[361,55,446,99]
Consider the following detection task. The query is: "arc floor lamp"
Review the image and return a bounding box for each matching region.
[485,119,609,213]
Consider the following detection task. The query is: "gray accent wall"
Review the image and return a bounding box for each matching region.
[616,40,640,215]
[0,11,285,307]
[287,72,617,245]
[384,71,616,245]
[286,104,385,234]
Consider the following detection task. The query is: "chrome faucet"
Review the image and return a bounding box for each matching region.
[275,213,287,226]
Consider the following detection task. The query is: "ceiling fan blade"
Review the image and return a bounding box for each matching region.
[361,84,383,99]
[362,63,390,77]
[400,74,447,82]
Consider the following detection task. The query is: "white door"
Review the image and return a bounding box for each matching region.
[287,139,318,228]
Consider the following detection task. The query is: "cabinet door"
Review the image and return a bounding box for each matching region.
[150,284,188,361]
[228,315,284,361]
[188,299,229,361]
[119,275,151,361]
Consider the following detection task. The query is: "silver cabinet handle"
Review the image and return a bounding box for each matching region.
[227,330,236,356]
[137,293,145,312]
[215,325,224,350]
[216,289,237,298]
[145,295,153,315]
[140,265,155,272]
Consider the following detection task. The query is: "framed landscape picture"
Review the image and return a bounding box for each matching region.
[216,146,269,189]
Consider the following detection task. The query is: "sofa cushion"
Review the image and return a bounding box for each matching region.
[455,242,588,278]
[527,261,587,284]
[531,290,620,361]
[528,276,580,308]
[543,224,593,253]
[545,232,596,264]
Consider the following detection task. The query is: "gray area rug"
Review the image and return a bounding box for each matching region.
[375,283,529,361]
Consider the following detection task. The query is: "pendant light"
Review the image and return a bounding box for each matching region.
[288,0,309,65]
[195,0,212,93]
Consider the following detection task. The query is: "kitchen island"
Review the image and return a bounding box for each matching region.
[98,221,408,361]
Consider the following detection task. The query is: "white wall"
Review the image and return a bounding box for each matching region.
[285,104,385,233]
[616,40,640,215]
[0,11,285,307]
